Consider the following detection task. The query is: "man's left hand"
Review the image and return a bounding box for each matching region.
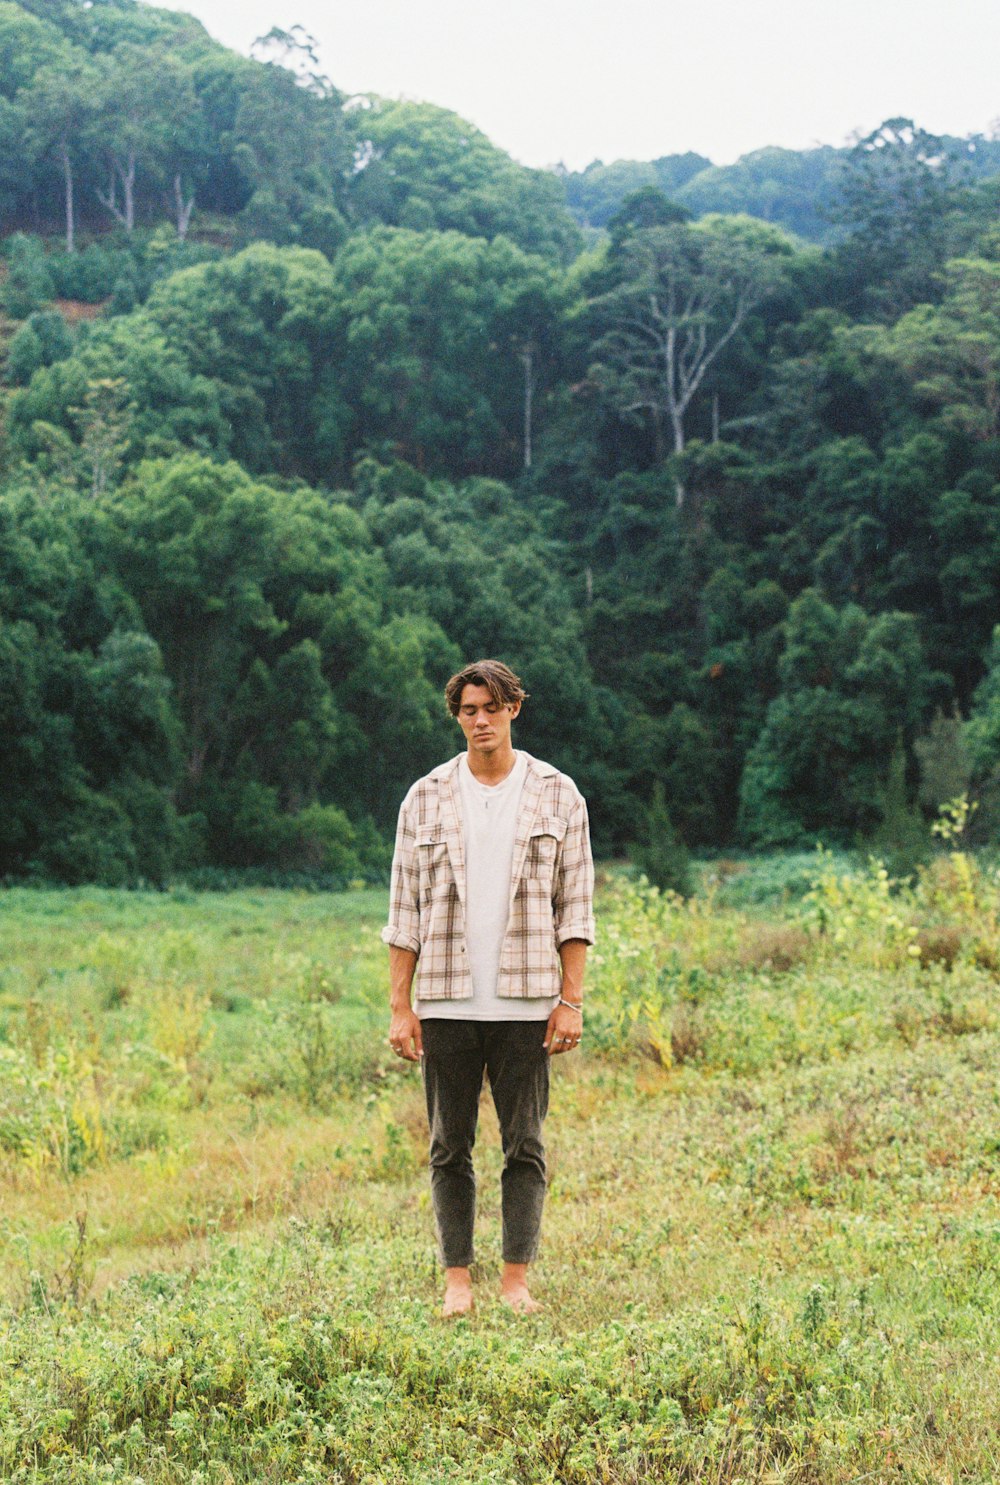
[543,1003,582,1056]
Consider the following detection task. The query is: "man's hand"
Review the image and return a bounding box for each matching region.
[543,1001,582,1056]
[388,946,421,1062]
[389,1005,423,1062]
[545,939,586,1056]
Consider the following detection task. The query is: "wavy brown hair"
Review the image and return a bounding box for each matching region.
[444,659,528,717]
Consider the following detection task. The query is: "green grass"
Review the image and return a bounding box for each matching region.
[1,862,999,1482]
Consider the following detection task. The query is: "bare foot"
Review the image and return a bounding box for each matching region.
[443,1267,474,1318]
[499,1282,542,1313]
[500,1262,543,1313]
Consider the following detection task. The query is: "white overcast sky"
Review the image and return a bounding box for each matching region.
[158,0,1000,169]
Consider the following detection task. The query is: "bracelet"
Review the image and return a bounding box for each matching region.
[559,997,583,1014]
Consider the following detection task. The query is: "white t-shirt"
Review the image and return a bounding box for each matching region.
[414,751,558,1022]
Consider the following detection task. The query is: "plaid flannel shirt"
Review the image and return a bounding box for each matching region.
[381,751,595,1001]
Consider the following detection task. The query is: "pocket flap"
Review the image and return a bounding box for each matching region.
[416,831,443,847]
[530,814,567,842]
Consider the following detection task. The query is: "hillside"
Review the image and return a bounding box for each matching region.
[2,2,1000,882]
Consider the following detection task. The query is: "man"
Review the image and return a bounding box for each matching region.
[382,659,595,1316]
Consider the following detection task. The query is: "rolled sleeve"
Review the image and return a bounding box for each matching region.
[552,792,595,947]
[382,801,422,956]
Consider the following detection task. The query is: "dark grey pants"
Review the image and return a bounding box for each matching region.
[420,1019,550,1268]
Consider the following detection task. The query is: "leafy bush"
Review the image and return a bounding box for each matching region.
[630,780,693,896]
[1,234,53,318]
[5,310,73,385]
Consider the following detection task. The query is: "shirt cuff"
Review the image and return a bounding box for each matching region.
[555,921,595,948]
[381,924,421,954]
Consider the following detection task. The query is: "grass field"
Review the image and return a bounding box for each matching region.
[1,850,998,1483]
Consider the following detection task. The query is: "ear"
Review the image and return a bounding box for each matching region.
[509,700,522,720]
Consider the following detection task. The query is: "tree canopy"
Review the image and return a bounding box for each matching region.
[3,0,1000,880]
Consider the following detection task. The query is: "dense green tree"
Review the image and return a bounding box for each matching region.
[324,228,570,478]
[143,242,339,474]
[351,458,621,838]
[230,53,349,247]
[0,0,65,97]
[0,481,180,881]
[347,99,580,263]
[7,313,229,479]
[561,153,709,231]
[831,118,968,317]
[100,453,452,856]
[739,591,933,845]
[676,147,846,244]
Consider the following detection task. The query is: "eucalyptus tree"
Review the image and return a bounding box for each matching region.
[587,208,788,501]
[92,44,200,232]
[23,53,97,251]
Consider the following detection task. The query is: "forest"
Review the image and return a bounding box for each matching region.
[3,0,1000,885]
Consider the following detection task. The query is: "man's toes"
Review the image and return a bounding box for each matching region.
[500,1288,542,1314]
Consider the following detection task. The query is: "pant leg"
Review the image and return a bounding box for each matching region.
[420,1020,486,1268]
[484,1021,550,1265]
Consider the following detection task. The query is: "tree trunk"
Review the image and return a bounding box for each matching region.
[120,151,136,231]
[521,343,534,470]
[671,409,685,506]
[97,166,128,227]
[174,174,195,239]
[650,407,667,463]
[60,140,75,254]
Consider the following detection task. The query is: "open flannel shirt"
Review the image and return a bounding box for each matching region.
[381,751,595,1001]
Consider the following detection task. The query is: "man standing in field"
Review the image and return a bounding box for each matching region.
[383,659,595,1316]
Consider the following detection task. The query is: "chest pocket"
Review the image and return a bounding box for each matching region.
[526,814,567,879]
[416,831,449,900]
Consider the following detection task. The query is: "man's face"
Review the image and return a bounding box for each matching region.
[455,683,520,755]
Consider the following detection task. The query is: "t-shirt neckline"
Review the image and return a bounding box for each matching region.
[462,750,524,796]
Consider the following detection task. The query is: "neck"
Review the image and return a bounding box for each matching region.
[466,743,517,784]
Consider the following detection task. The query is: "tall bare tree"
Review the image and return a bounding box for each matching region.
[589,219,782,503]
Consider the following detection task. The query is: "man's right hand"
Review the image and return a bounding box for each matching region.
[388,1006,423,1062]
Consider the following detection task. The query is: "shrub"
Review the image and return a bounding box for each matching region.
[631,780,693,896]
[866,736,929,881]
[1,234,53,318]
[5,309,73,384]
